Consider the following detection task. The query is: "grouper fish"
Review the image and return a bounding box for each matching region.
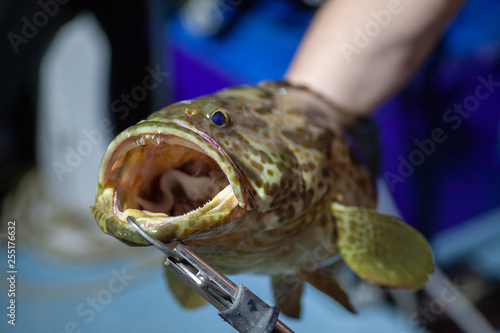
[91,81,433,317]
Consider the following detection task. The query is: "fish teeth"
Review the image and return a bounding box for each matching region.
[142,210,171,217]
[122,185,236,224]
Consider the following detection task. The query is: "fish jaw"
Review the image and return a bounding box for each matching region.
[91,120,254,245]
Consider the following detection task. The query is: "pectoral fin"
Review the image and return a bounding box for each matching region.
[271,274,303,318]
[301,270,356,314]
[164,267,207,309]
[332,202,434,290]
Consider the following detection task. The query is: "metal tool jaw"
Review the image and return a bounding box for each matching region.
[126,216,293,333]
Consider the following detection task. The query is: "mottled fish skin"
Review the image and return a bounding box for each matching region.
[91,81,433,304]
[174,83,377,274]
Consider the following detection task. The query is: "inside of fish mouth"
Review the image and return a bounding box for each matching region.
[109,142,230,216]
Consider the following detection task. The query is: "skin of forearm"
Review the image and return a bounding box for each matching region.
[286,0,467,117]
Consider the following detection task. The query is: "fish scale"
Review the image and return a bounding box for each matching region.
[91,81,434,317]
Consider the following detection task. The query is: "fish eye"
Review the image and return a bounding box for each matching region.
[210,109,230,127]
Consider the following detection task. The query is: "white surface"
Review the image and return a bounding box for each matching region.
[37,12,112,215]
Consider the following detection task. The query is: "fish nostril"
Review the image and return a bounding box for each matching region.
[185,109,196,117]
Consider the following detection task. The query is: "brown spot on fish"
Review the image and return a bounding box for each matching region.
[263,182,270,195]
[250,161,264,172]
[322,168,329,178]
[304,189,315,207]
[284,205,295,220]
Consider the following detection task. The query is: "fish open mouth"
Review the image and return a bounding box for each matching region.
[92,121,252,244]
[112,139,230,216]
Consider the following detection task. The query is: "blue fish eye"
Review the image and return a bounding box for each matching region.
[210,109,229,127]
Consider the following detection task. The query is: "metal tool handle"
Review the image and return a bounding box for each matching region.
[219,285,279,333]
[127,216,294,333]
[170,244,294,333]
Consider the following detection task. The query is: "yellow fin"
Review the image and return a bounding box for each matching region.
[332,202,434,290]
[164,267,207,309]
[301,270,356,314]
[271,274,303,318]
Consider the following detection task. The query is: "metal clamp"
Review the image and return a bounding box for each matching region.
[127,216,294,333]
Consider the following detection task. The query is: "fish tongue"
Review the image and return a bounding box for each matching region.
[133,196,171,215]
[165,169,220,202]
[133,169,220,215]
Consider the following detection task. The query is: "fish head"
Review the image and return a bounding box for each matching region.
[91,85,304,245]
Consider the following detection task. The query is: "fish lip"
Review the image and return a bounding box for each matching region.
[93,120,254,243]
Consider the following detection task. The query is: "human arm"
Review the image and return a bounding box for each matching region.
[286,0,467,118]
